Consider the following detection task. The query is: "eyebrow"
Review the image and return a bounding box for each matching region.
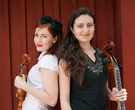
[34,33,48,36]
[41,33,48,36]
[34,33,37,35]
[76,22,94,25]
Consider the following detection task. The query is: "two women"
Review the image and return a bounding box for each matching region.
[15,7,127,110]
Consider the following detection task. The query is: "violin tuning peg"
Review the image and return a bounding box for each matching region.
[118,65,123,70]
[116,58,119,62]
[103,58,110,64]
[100,52,107,58]
[111,53,115,56]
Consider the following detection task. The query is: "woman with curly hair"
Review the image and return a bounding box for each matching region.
[58,7,127,110]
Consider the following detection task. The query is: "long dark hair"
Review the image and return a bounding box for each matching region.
[58,7,95,86]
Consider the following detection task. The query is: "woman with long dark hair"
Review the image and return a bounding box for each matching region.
[58,7,127,110]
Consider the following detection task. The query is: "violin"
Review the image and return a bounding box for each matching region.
[101,40,126,110]
[16,54,30,110]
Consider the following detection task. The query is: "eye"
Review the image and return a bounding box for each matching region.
[43,35,47,38]
[88,24,94,27]
[34,34,38,37]
[78,25,83,28]
[41,34,47,38]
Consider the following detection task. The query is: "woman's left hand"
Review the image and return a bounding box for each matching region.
[112,87,127,102]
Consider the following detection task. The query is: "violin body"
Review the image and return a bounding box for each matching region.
[102,40,126,110]
[17,88,26,110]
[16,54,30,110]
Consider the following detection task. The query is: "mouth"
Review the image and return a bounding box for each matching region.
[81,34,90,37]
[37,44,43,47]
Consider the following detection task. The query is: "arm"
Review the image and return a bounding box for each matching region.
[15,68,58,107]
[106,82,127,102]
[59,59,72,110]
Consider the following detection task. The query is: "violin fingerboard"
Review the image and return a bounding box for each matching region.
[19,65,23,77]
[115,69,126,110]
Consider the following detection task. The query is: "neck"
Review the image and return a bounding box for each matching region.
[79,42,93,52]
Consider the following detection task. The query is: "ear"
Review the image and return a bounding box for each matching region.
[70,26,74,34]
[53,36,58,43]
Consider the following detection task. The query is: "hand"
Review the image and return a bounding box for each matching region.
[112,87,127,102]
[14,74,26,89]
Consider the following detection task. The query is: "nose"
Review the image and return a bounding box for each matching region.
[37,36,42,42]
[83,26,89,32]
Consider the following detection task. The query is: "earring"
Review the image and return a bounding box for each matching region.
[53,41,56,43]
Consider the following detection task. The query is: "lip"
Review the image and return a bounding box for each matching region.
[37,44,43,47]
[82,34,90,37]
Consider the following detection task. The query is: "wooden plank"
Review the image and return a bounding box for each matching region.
[53,0,60,20]
[121,0,135,109]
[9,0,27,109]
[0,0,12,109]
[43,0,60,20]
[43,0,53,17]
[60,0,73,35]
[71,0,77,12]
[77,0,89,8]
[107,0,115,42]
[94,0,109,49]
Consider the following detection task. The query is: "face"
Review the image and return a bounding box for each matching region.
[71,14,95,44]
[34,27,57,52]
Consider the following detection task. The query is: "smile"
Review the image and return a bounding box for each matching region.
[81,34,90,37]
[37,44,43,47]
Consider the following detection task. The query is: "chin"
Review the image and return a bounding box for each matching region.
[36,49,43,52]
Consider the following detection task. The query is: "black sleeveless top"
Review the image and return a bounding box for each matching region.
[70,48,109,110]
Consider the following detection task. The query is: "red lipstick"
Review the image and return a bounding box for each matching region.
[37,44,43,47]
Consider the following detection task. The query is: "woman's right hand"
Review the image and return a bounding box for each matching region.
[14,74,26,89]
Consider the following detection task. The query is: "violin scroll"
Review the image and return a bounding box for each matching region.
[21,54,31,68]
[102,40,115,71]
[19,54,30,77]
[102,40,114,51]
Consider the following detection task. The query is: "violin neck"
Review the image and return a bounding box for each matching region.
[19,65,23,77]
[115,68,126,110]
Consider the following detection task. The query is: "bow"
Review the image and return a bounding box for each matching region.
[40,15,63,33]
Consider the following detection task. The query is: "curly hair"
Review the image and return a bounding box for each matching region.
[58,7,95,86]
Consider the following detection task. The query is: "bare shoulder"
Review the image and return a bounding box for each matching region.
[59,59,67,68]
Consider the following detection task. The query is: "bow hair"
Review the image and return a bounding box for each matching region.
[40,15,63,33]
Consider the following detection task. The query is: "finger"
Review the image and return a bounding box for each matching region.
[117,97,127,101]
[119,89,127,93]
[116,94,127,101]
[113,87,118,95]
[116,91,128,97]
[117,95,127,98]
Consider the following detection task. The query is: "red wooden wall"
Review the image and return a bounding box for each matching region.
[120,0,135,109]
[0,0,134,110]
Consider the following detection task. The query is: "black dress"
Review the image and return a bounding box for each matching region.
[70,48,109,110]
